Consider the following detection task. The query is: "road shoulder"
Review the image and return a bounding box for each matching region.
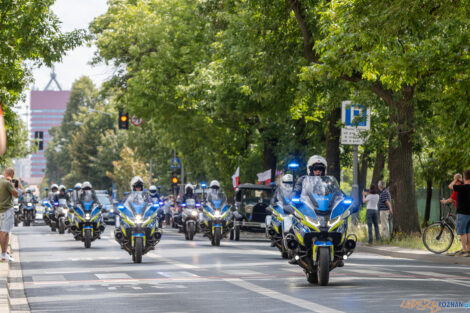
[8,234,30,313]
[357,243,470,265]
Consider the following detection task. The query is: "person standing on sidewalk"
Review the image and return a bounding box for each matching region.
[449,170,470,257]
[363,184,381,244]
[441,173,463,209]
[378,181,393,239]
[0,168,23,262]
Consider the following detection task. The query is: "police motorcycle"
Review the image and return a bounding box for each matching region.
[180,198,201,240]
[56,198,70,234]
[266,175,294,259]
[42,198,55,230]
[115,191,162,263]
[19,189,37,226]
[13,198,21,227]
[71,189,105,248]
[286,176,356,286]
[200,181,233,246]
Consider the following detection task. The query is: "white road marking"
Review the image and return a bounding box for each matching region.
[95,273,132,280]
[32,275,66,282]
[158,271,199,278]
[224,278,344,313]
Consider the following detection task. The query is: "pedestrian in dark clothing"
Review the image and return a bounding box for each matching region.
[449,170,470,257]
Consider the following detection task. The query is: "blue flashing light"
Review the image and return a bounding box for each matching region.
[53,202,59,206]
[288,162,300,169]
[201,182,207,189]
[159,201,164,206]
[118,205,125,209]
[292,198,301,203]
[181,204,186,207]
[344,199,352,204]
[196,203,201,207]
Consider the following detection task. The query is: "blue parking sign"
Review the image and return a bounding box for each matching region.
[341,101,370,130]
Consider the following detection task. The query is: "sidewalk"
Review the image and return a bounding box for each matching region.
[357,243,470,265]
[0,234,30,313]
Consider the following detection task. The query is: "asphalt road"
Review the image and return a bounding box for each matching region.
[12,225,470,313]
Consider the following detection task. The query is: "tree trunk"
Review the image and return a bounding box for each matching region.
[358,151,368,205]
[371,150,386,186]
[326,107,341,183]
[387,87,421,234]
[423,178,433,227]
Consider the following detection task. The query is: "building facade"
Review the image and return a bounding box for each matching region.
[29,90,70,184]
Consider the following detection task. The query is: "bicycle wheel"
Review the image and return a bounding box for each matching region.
[422,222,454,254]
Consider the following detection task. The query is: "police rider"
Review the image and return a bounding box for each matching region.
[54,185,70,205]
[79,181,99,204]
[149,185,164,227]
[124,176,149,210]
[182,184,199,203]
[71,183,82,206]
[207,180,227,206]
[293,155,327,197]
[48,184,59,202]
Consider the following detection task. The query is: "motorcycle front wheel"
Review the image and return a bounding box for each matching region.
[84,229,92,248]
[134,237,143,263]
[188,223,195,241]
[213,227,221,246]
[58,217,65,234]
[317,247,330,286]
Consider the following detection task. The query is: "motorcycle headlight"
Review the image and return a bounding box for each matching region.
[135,215,143,224]
[62,208,68,214]
[191,210,198,217]
[305,216,321,228]
[327,216,341,229]
[85,213,91,220]
[108,208,114,213]
[214,210,221,218]
[27,203,32,206]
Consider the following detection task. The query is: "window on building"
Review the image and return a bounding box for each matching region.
[34,131,44,150]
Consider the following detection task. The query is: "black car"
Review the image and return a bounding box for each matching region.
[96,193,116,224]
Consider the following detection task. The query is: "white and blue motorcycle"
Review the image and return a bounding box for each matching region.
[115,191,162,263]
[285,176,357,286]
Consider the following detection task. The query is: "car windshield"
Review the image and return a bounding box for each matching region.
[96,194,111,205]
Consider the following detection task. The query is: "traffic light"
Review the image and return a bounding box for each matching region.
[118,111,129,129]
[171,175,179,185]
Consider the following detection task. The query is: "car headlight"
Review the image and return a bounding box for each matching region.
[214,210,221,218]
[191,210,198,217]
[135,215,143,223]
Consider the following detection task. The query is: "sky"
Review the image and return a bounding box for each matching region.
[30,0,111,91]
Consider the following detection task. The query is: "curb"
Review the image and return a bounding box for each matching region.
[8,235,30,313]
[357,243,470,266]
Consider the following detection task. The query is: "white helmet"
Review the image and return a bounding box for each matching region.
[82,181,92,190]
[26,187,34,193]
[185,184,194,193]
[149,185,157,195]
[209,180,220,189]
[74,183,82,190]
[307,155,327,176]
[130,176,144,191]
[51,184,59,191]
[281,174,293,184]
[59,185,66,191]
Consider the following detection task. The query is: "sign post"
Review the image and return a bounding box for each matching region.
[341,101,370,216]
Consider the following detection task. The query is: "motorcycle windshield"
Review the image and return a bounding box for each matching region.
[301,176,344,215]
[128,191,147,215]
[206,190,227,211]
[58,199,67,206]
[185,199,196,208]
[25,194,33,202]
[278,183,293,206]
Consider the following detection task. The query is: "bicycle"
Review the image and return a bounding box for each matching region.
[422,203,456,254]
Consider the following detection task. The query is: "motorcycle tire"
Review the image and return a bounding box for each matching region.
[14,217,19,227]
[84,229,92,248]
[230,229,234,240]
[51,226,56,232]
[306,271,318,284]
[24,219,30,227]
[213,227,221,246]
[58,218,65,234]
[134,237,143,264]
[318,247,330,286]
[188,223,195,241]
[281,251,289,259]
